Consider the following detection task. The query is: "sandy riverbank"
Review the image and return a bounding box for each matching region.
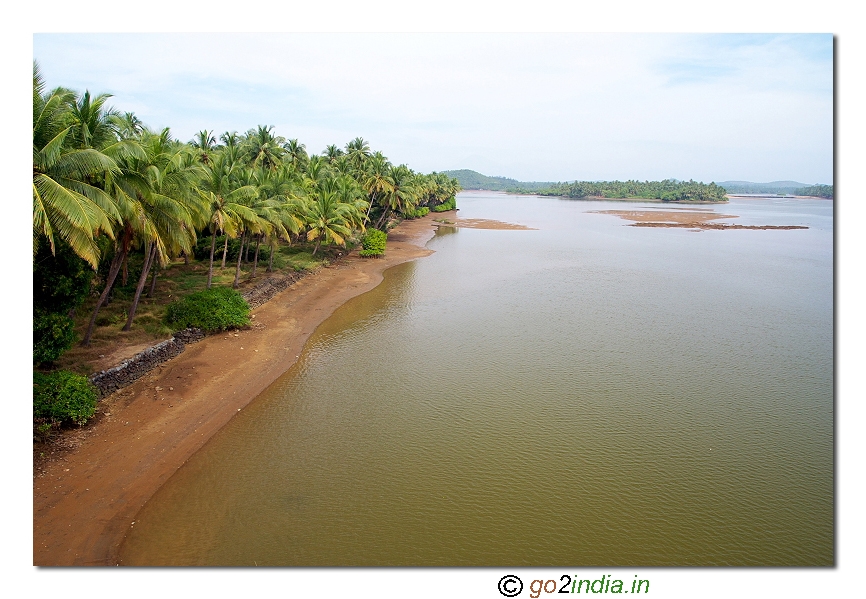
[33,215,439,566]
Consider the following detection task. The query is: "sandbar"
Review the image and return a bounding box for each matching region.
[592,209,738,224]
[432,213,535,230]
[592,210,808,230]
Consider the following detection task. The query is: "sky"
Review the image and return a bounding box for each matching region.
[33,33,833,184]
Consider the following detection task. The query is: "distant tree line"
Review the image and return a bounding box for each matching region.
[795,184,833,199]
[716,181,833,198]
[512,179,728,202]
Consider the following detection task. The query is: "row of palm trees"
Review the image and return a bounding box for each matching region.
[32,63,460,347]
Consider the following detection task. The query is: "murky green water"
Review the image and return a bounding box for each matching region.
[120,192,833,566]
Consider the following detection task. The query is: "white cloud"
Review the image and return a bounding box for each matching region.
[33,33,832,183]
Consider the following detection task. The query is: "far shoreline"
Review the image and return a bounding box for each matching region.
[33,214,441,566]
[466,190,727,203]
[460,189,832,202]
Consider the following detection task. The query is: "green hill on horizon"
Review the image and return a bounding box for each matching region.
[443,170,557,191]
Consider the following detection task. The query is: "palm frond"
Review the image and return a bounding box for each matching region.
[34,127,71,172]
[102,138,147,162]
[51,148,119,179]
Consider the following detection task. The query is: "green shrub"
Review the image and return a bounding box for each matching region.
[33,370,98,426]
[33,310,77,365]
[403,206,430,218]
[163,287,250,332]
[359,229,387,257]
[432,197,457,212]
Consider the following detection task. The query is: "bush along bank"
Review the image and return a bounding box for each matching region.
[432,197,457,212]
[34,370,98,437]
[359,229,387,257]
[164,287,251,333]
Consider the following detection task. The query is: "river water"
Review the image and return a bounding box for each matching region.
[120,192,833,566]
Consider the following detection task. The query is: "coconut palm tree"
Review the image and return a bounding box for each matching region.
[375,164,418,228]
[79,126,202,343]
[303,155,331,190]
[362,152,393,223]
[65,90,120,151]
[120,129,206,330]
[333,175,369,230]
[239,167,281,278]
[255,166,306,272]
[323,144,344,164]
[110,112,145,140]
[283,138,308,172]
[195,153,260,288]
[303,188,357,256]
[219,131,244,165]
[345,136,371,173]
[191,130,217,165]
[32,64,130,265]
[244,125,285,172]
[33,66,120,269]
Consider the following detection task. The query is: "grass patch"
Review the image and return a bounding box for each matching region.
[280,246,326,271]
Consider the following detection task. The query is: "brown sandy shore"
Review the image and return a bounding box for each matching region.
[33,214,440,566]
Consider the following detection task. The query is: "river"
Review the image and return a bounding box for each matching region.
[119,191,833,566]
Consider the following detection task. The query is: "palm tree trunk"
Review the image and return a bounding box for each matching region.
[220,235,228,269]
[364,193,376,223]
[123,242,157,331]
[233,232,246,288]
[82,248,124,346]
[148,264,158,297]
[244,235,251,263]
[267,242,274,272]
[374,208,390,230]
[121,252,129,286]
[252,235,261,278]
[207,231,217,289]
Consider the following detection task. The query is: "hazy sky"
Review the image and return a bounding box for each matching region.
[34,33,831,184]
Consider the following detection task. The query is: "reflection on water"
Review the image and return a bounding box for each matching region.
[120,193,833,566]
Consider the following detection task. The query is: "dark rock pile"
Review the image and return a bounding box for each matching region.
[88,328,204,398]
[241,271,308,309]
